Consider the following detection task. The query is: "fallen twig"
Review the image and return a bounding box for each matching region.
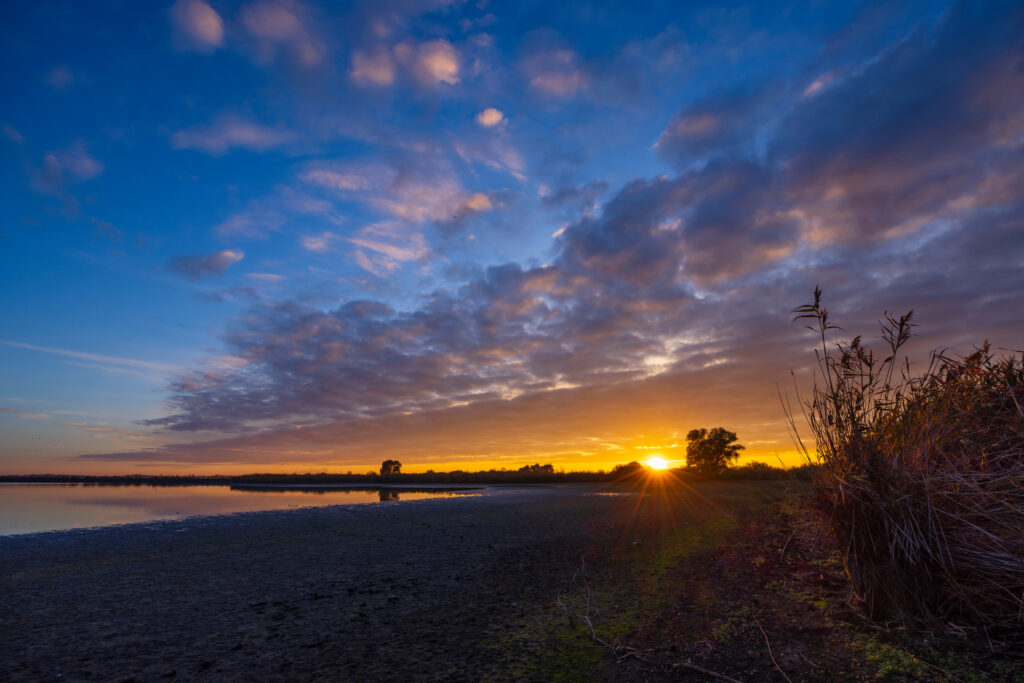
[755,616,793,683]
[779,527,798,561]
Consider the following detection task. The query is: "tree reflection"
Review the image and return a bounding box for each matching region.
[378,489,400,502]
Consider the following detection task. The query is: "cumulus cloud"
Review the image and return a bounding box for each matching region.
[171,116,296,155]
[169,0,224,52]
[523,43,587,96]
[167,250,244,280]
[349,48,396,86]
[655,88,773,164]
[240,0,325,66]
[393,39,459,86]
[111,2,1024,467]
[28,142,103,215]
[55,142,104,180]
[475,108,504,127]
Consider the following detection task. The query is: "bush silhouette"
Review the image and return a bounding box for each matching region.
[685,428,744,474]
[379,459,402,476]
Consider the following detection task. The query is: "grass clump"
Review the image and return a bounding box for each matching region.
[789,288,1024,636]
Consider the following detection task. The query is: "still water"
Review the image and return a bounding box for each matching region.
[0,483,477,535]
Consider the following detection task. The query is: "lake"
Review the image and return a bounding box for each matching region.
[0,483,479,535]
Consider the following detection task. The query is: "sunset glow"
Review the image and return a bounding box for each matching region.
[2,2,1023,475]
[645,457,670,471]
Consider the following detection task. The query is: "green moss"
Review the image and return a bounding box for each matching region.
[851,634,930,679]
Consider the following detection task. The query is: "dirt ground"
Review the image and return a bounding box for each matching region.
[1,478,1019,681]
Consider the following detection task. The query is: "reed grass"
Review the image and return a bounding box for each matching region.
[788,288,1024,636]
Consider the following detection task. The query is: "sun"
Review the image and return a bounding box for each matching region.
[645,456,669,471]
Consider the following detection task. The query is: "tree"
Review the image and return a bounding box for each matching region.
[518,463,555,473]
[685,428,744,474]
[610,461,645,478]
[380,459,402,476]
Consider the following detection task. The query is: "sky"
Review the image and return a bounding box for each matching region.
[1,0,1022,474]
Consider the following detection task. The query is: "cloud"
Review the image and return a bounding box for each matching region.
[475,108,504,127]
[167,250,245,280]
[213,186,338,240]
[246,272,284,283]
[2,125,23,144]
[300,232,338,252]
[655,88,774,164]
[171,116,297,155]
[240,0,325,66]
[464,193,492,211]
[301,159,493,228]
[101,1,1024,469]
[393,39,459,86]
[522,41,588,96]
[26,142,104,217]
[215,207,286,239]
[46,66,74,89]
[0,341,180,375]
[348,221,428,276]
[169,0,224,53]
[802,72,836,98]
[55,142,104,180]
[349,48,396,86]
[541,180,608,212]
[300,165,387,192]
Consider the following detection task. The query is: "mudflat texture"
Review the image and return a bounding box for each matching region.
[2,481,831,681]
[0,485,639,681]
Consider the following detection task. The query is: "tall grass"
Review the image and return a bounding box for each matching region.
[788,288,1024,635]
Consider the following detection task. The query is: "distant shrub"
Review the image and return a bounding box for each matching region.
[709,461,815,480]
[790,288,1024,634]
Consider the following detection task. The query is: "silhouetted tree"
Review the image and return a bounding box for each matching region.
[518,463,555,473]
[685,428,744,474]
[380,459,402,476]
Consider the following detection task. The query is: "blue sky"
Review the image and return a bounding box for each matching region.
[2,0,1022,473]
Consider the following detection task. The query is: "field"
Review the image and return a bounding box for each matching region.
[1,479,1019,681]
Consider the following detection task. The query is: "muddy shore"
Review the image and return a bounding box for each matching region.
[0,484,621,680]
[3,479,927,682]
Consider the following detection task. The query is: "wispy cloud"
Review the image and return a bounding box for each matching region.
[168,250,245,280]
[46,65,75,89]
[1,341,181,375]
[172,116,297,155]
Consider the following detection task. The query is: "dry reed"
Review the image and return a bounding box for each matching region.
[788,288,1024,636]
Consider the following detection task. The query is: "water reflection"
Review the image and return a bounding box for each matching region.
[0,483,479,536]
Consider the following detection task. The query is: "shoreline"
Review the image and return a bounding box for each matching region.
[2,483,617,680]
[0,483,497,542]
